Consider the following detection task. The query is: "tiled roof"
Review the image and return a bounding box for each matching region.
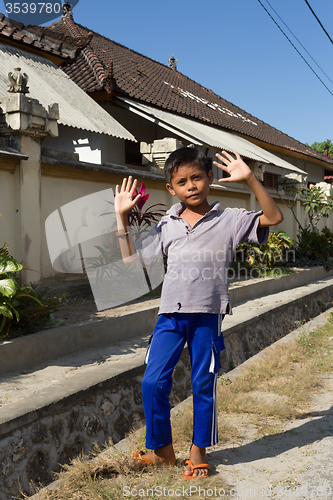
[21,15,333,166]
[0,13,76,60]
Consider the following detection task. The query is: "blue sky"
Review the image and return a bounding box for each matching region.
[57,0,332,146]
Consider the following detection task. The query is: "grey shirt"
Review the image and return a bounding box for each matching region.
[135,201,268,315]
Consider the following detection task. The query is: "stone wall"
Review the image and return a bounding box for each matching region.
[1,284,333,499]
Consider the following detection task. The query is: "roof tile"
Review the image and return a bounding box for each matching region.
[0,13,76,59]
[8,12,332,166]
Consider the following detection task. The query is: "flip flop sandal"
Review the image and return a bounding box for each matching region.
[132,450,154,466]
[182,459,210,479]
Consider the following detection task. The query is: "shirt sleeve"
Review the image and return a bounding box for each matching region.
[234,209,269,245]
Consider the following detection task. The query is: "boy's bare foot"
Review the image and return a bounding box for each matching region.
[183,445,209,478]
[132,443,176,468]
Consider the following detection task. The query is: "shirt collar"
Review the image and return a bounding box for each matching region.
[167,201,220,217]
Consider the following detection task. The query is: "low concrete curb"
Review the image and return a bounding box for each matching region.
[0,305,158,376]
[228,266,333,304]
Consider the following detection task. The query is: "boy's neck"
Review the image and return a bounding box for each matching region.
[181,200,212,217]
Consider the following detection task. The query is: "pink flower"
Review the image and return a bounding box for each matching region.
[133,181,150,210]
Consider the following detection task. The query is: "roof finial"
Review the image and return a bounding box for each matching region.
[62,0,73,19]
[7,68,29,94]
[168,54,177,71]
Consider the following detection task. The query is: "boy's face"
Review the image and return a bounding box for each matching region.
[166,162,214,208]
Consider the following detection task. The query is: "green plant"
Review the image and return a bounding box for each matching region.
[235,231,293,269]
[276,181,333,254]
[299,186,333,231]
[0,242,10,258]
[128,182,168,240]
[0,254,42,335]
[295,227,333,265]
[256,231,293,268]
[307,139,333,157]
[0,245,62,339]
[102,182,168,240]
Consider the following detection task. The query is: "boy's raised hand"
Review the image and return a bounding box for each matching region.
[115,176,141,215]
[214,151,253,184]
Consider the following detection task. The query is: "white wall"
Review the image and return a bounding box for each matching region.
[0,168,17,255]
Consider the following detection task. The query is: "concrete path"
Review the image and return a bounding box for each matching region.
[211,379,333,499]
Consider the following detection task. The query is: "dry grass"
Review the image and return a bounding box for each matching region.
[26,438,227,500]
[25,316,333,500]
[217,316,333,423]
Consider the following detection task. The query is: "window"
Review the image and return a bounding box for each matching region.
[324,168,333,184]
[125,140,142,165]
[261,171,280,190]
[211,156,224,180]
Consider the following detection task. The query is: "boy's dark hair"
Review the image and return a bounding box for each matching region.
[164,147,212,185]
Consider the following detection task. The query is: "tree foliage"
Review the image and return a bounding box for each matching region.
[307,139,333,157]
[299,186,333,231]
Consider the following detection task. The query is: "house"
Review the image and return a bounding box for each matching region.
[1,5,333,282]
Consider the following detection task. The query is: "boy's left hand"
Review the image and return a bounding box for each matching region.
[214,151,253,184]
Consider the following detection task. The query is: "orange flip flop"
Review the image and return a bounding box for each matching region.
[132,450,154,466]
[182,460,210,479]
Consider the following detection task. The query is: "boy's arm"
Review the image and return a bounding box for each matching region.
[213,151,283,227]
[115,176,141,263]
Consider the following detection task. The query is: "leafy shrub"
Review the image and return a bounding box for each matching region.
[4,285,63,339]
[293,227,333,268]
[235,231,293,269]
[0,243,62,340]
[299,185,333,231]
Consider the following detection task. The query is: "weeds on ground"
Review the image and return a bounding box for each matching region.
[25,320,333,500]
[25,437,227,500]
[217,320,333,425]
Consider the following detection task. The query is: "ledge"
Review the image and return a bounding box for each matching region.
[0,267,332,377]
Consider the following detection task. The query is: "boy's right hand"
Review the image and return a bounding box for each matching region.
[115,176,141,215]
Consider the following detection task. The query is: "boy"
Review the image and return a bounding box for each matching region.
[115,148,283,478]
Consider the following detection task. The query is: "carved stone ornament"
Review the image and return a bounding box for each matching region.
[168,54,177,71]
[7,68,29,94]
[63,32,93,49]
[62,1,73,19]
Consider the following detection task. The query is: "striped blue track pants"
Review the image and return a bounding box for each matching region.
[142,313,225,450]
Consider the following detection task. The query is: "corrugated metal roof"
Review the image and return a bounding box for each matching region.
[0,42,135,141]
[117,97,307,174]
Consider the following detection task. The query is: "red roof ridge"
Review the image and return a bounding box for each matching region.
[63,19,177,72]
[81,45,107,91]
[0,12,75,59]
[59,17,110,91]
